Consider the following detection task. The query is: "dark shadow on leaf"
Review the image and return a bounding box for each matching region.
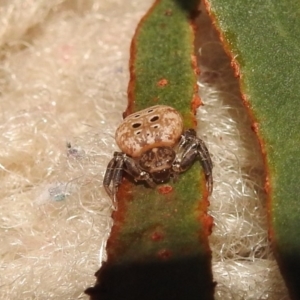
[276,252,300,300]
[85,255,215,300]
[173,0,200,17]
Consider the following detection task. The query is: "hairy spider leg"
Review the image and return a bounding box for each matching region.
[195,138,213,194]
[123,155,156,188]
[103,152,125,205]
[175,129,213,194]
[103,152,156,202]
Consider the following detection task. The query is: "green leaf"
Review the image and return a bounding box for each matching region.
[205,0,300,297]
[85,1,215,299]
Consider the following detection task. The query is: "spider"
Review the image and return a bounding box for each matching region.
[103,105,213,201]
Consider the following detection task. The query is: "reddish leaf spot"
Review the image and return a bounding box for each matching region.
[157,78,168,87]
[158,185,173,194]
[265,176,271,193]
[151,231,164,241]
[157,249,172,260]
[191,94,202,113]
[231,59,240,78]
[251,122,259,133]
[203,214,214,235]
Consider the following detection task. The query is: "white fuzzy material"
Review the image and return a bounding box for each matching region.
[0,0,289,299]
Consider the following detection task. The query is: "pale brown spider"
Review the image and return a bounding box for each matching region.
[103,105,213,200]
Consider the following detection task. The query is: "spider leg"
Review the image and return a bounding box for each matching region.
[103,152,125,202]
[103,152,156,202]
[111,155,126,201]
[195,137,213,194]
[174,129,213,194]
[123,156,156,188]
[103,157,116,200]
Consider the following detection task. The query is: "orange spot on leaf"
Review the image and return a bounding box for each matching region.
[158,185,173,194]
[203,214,214,236]
[251,122,259,133]
[231,59,240,77]
[151,231,164,241]
[191,94,202,114]
[265,176,271,194]
[157,78,168,87]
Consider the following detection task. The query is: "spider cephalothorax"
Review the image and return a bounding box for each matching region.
[103,105,213,201]
[139,146,175,183]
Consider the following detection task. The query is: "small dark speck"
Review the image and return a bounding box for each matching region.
[115,67,123,73]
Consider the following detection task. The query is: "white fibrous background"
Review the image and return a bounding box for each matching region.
[0,0,289,299]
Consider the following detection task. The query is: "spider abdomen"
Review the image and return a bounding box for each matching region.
[115,105,183,157]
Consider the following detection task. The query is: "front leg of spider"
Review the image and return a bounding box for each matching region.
[103,152,155,203]
[103,152,126,203]
[122,155,156,188]
[175,129,213,194]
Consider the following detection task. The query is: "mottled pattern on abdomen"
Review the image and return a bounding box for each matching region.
[115,105,183,157]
